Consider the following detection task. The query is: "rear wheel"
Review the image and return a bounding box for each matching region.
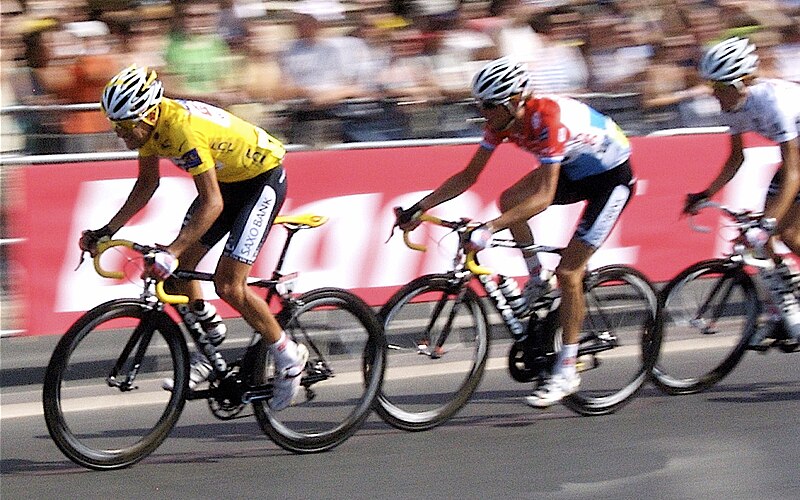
[42,300,188,470]
[563,266,659,416]
[253,288,385,453]
[376,274,490,431]
[652,259,759,395]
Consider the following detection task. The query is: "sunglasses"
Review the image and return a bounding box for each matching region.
[477,100,507,111]
[707,79,745,91]
[112,119,141,132]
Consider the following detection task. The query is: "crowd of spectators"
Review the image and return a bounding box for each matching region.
[2,0,800,154]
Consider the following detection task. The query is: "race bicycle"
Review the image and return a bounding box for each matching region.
[42,214,386,470]
[376,213,660,431]
[653,201,800,395]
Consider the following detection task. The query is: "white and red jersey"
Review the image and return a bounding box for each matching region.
[722,78,800,143]
[480,95,631,180]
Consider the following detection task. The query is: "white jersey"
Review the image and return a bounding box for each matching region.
[723,79,800,142]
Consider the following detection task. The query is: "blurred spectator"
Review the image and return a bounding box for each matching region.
[1,0,25,154]
[278,0,375,144]
[10,18,68,154]
[471,0,543,71]
[526,7,589,94]
[225,18,291,137]
[681,3,726,47]
[419,4,498,137]
[57,20,124,153]
[106,3,172,71]
[641,34,711,129]
[160,0,236,107]
[217,0,249,49]
[771,22,800,82]
[375,25,442,139]
[584,15,652,94]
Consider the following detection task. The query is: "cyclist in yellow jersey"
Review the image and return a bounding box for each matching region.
[79,65,308,410]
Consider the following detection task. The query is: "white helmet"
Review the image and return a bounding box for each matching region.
[101,64,163,121]
[471,57,528,104]
[698,37,758,82]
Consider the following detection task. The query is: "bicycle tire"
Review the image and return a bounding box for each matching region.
[562,265,660,416]
[376,274,490,431]
[42,299,189,470]
[651,259,760,395]
[252,287,386,453]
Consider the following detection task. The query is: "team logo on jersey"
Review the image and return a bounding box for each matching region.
[173,148,202,170]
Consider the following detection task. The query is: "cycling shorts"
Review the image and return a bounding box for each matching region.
[183,166,287,265]
[552,161,635,249]
[767,169,800,203]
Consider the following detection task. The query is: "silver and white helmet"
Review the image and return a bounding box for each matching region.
[101,64,163,121]
[471,57,528,104]
[698,37,758,82]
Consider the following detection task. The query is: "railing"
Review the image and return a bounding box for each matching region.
[1,93,724,157]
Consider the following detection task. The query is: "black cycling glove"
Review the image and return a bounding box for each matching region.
[395,204,423,226]
[683,191,709,215]
[79,225,114,253]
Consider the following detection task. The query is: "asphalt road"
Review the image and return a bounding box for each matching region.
[2,336,800,500]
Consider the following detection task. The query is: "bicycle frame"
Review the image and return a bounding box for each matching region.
[91,215,330,404]
[686,201,797,348]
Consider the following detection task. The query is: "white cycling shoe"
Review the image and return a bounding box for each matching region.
[162,352,212,391]
[269,343,310,411]
[525,372,580,408]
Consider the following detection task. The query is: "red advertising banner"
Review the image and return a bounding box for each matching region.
[7,134,782,335]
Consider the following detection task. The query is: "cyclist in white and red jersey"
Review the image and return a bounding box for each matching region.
[78,65,308,410]
[684,38,800,272]
[396,57,636,407]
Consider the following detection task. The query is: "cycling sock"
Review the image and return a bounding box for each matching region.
[269,331,298,368]
[524,254,542,280]
[556,343,579,377]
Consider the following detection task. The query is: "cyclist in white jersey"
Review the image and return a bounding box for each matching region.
[396,57,636,407]
[684,38,800,278]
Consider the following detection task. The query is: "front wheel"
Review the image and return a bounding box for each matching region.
[563,265,660,416]
[376,274,490,431]
[42,299,188,470]
[252,288,386,453]
[651,259,760,395]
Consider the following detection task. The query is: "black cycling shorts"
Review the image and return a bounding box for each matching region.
[183,166,287,265]
[552,161,635,249]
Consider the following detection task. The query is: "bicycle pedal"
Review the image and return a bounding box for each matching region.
[778,339,800,353]
[746,340,771,352]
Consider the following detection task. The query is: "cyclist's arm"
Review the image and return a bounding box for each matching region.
[106,155,161,233]
[766,137,800,226]
[166,167,223,258]
[703,133,746,198]
[417,146,493,212]
[487,162,560,232]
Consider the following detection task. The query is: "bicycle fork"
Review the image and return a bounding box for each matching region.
[106,317,157,392]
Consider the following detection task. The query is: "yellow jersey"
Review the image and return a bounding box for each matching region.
[139,97,285,183]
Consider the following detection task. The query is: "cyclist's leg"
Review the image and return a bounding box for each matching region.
[527,165,634,407]
[498,166,574,281]
[213,167,286,343]
[213,167,302,410]
[563,164,635,345]
[215,256,282,342]
[764,171,800,257]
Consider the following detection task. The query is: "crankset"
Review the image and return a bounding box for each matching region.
[207,368,247,420]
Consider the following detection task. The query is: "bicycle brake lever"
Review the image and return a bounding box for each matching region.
[74,250,88,271]
[385,223,398,244]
